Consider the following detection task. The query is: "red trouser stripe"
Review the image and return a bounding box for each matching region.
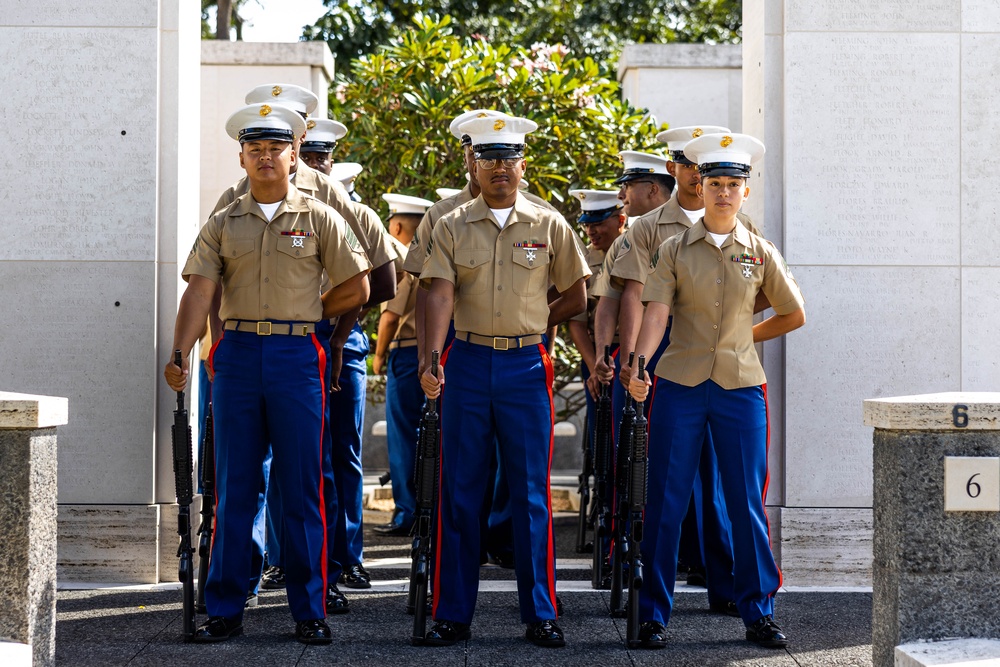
[310,333,329,609]
[431,342,452,620]
[538,344,559,615]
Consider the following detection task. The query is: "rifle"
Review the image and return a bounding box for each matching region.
[625,356,649,648]
[195,403,215,615]
[609,352,635,619]
[409,350,440,645]
[171,350,196,642]
[574,410,592,554]
[590,346,614,588]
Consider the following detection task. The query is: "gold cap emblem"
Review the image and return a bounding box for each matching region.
[260,104,272,117]
[493,119,506,131]
[477,112,488,118]
[720,135,733,148]
[271,85,282,97]
[307,120,316,130]
[579,193,587,199]
[692,128,703,138]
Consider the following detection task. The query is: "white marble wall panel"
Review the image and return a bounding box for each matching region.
[785,0,959,32]
[1,2,157,27]
[57,505,159,584]
[779,508,872,587]
[784,32,960,266]
[960,35,1000,266]
[784,266,961,507]
[0,27,158,262]
[0,262,155,504]
[962,1,1000,31]
[962,268,1000,391]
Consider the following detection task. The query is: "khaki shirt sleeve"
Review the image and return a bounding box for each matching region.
[640,239,677,308]
[353,204,396,270]
[611,216,654,285]
[182,216,224,283]
[403,211,433,276]
[319,210,372,288]
[591,244,622,299]
[383,271,413,317]
[548,216,591,293]
[760,244,804,315]
[419,216,457,287]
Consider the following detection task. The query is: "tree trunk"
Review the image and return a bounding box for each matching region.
[215,0,231,40]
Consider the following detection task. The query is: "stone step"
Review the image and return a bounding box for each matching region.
[896,638,1000,667]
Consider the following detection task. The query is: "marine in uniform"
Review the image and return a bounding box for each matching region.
[419,115,589,647]
[565,189,626,438]
[216,84,397,602]
[371,193,434,536]
[299,117,348,176]
[626,133,805,649]
[164,103,371,644]
[408,109,558,569]
[328,162,363,202]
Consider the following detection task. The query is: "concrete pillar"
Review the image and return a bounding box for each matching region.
[0,392,68,667]
[865,392,1000,667]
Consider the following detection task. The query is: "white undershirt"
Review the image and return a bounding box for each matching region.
[257,201,281,221]
[681,206,705,223]
[706,231,730,247]
[490,206,514,228]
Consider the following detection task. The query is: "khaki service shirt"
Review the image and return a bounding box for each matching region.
[214,162,396,271]
[611,193,761,290]
[405,184,558,277]
[382,236,417,340]
[571,244,606,336]
[421,193,590,337]
[184,186,371,323]
[641,220,804,390]
[590,232,628,300]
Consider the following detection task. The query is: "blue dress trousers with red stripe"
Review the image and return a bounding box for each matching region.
[206,329,329,621]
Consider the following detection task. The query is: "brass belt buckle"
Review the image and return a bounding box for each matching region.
[493,336,509,351]
[257,321,272,336]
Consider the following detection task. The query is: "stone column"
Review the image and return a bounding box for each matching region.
[864,392,1000,667]
[0,392,68,667]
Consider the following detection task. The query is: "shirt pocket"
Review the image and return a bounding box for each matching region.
[275,236,319,288]
[220,237,257,288]
[454,249,493,295]
[510,247,550,296]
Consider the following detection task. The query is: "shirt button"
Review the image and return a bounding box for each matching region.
[716,279,722,284]
[265,250,270,256]
[717,257,722,262]
[264,277,269,283]
[710,347,715,352]
[713,325,718,329]
[470,259,476,266]
[496,311,501,317]
[498,260,504,265]
[263,304,269,309]
[497,285,503,291]
[715,301,720,307]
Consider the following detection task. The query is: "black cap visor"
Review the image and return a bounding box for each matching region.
[239,127,294,144]
[578,205,624,225]
[668,150,695,165]
[698,162,751,178]
[473,142,525,160]
[300,141,336,154]
[612,168,656,185]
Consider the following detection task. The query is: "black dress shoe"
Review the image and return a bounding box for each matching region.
[526,619,565,647]
[296,619,332,645]
[193,616,243,643]
[638,621,667,649]
[424,620,472,646]
[686,567,707,587]
[373,520,414,536]
[746,615,789,648]
[709,600,740,617]
[245,592,258,608]
[326,584,350,615]
[260,565,286,590]
[340,563,371,589]
[488,552,515,569]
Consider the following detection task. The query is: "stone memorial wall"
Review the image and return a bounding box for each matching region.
[743,0,1000,584]
[0,0,201,581]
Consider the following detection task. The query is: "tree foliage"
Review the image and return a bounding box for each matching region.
[330,14,665,223]
[201,0,256,40]
[305,0,741,65]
